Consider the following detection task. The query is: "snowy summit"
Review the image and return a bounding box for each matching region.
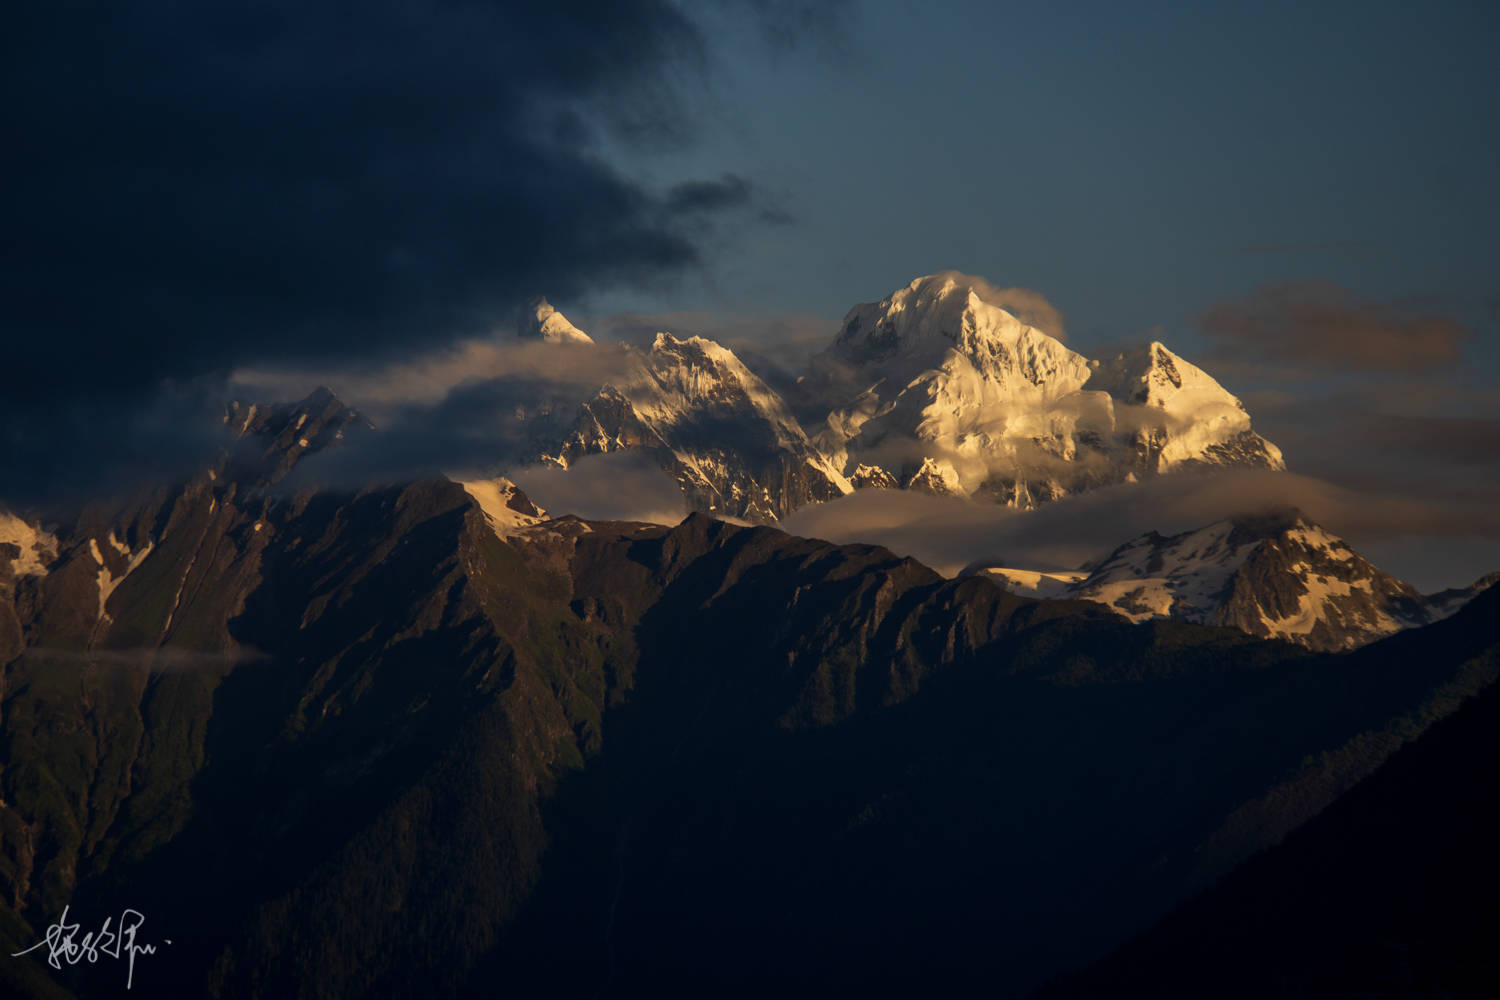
[806,272,1284,507]
[518,296,594,345]
[504,274,1284,521]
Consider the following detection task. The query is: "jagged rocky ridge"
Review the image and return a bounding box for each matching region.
[975,509,1496,652]
[1,398,1497,997]
[543,332,850,521]
[511,272,1283,520]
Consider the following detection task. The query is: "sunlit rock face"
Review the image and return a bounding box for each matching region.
[805,273,1284,510]
[544,332,851,522]
[517,296,595,345]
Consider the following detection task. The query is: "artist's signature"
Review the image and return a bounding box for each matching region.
[11,905,170,990]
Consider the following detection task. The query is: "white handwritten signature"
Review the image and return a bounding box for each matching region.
[11,905,169,990]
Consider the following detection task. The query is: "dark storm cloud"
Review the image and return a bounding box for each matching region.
[1194,281,1471,371]
[738,0,852,56]
[0,0,825,506]
[2,380,243,512]
[665,174,757,215]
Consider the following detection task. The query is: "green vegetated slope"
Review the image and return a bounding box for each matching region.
[0,471,1495,998]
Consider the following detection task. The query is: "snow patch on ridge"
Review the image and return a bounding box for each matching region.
[90,535,155,621]
[105,531,130,558]
[0,513,57,577]
[1072,521,1253,622]
[978,567,1085,599]
[459,478,547,538]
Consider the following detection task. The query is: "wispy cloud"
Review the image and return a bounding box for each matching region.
[20,646,269,671]
[1357,413,1500,467]
[779,468,1500,584]
[1194,281,1470,372]
[232,339,636,422]
[511,452,688,526]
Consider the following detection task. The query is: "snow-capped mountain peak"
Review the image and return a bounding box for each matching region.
[518,296,594,345]
[545,331,851,521]
[501,271,1285,521]
[1084,342,1285,473]
[806,274,1283,507]
[829,273,1088,390]
[974,508,1481,651]
[627,333,812,452]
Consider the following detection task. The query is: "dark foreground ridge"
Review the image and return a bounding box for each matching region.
[1,435,1497,997]
[1040,590,1500,997]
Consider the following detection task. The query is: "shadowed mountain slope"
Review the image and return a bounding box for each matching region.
[1039,587,1500,998]
[1,426,1496,996]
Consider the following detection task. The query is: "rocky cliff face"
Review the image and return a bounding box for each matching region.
[544,332,851,521]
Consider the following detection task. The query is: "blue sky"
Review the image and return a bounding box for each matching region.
[594,1,1498,357]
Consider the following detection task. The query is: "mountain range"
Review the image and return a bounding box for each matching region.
[1,395,1496,997]
[492,275,1486,650]
[521,273,1284,519]
[6,273,1491,662]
